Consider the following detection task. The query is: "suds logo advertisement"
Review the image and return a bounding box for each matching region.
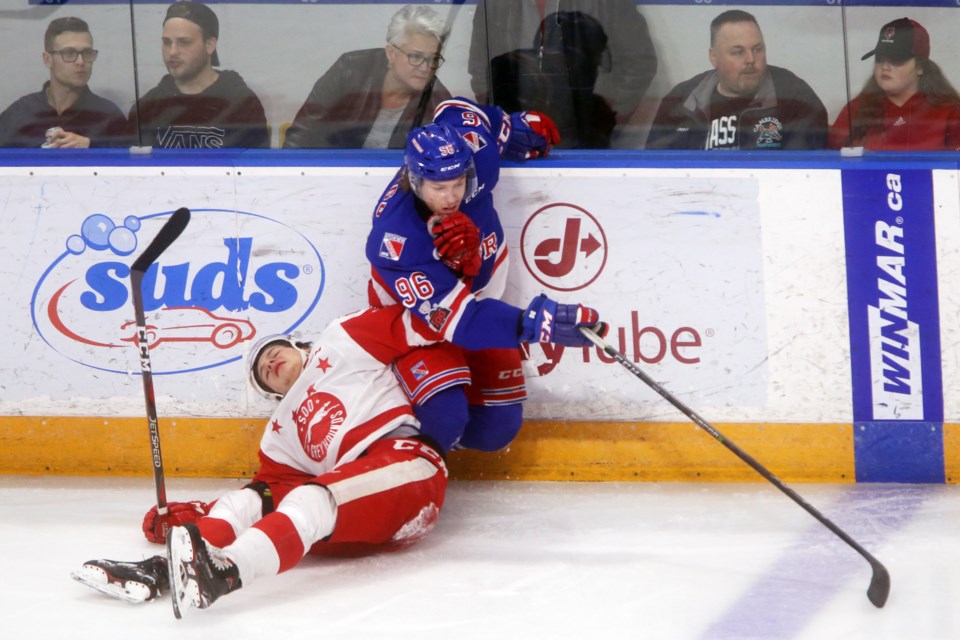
[31,208,325,375]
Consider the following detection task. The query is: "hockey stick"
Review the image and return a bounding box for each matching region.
[129,208,191,523]
[579,327,891,608]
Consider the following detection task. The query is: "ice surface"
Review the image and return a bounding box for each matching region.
[0,476,956,639]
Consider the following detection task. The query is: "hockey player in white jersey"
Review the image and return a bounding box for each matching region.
[73,297,605,616]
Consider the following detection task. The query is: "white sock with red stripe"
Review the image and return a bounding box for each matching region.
[201,487,268,546]
[223,485,337,587]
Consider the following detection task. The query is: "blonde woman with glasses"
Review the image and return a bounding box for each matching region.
[283,4,453,149]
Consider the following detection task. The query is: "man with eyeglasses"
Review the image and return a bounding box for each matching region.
[0,17,128,148]
[128,1,269,149]
[283,4,453,149]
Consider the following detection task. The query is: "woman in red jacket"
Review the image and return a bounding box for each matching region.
[829,17,960,151]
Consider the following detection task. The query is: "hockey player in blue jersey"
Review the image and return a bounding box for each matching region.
[367,96,602,452]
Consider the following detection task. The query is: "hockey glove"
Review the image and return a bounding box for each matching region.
[142,500,210,544]
[519,294,608,347]
[430,212,482,277]
[504,111,561,162]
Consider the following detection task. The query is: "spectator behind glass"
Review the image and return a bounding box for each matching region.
[283,5,451,149]
[646,10,827,150]
[829,18,960,151]
[129,1,269,149]
[489,11,617,148]
[0,17,128,148]
[469,1,657,138]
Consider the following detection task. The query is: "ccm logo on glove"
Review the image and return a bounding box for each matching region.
[520,294,605,348]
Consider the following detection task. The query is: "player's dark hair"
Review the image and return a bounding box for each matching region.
[45,17,90,51]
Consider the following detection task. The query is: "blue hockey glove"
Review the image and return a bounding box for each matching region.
[503,111,560,162]
[519,294,607,347]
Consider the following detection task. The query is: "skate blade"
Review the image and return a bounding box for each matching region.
[70,566,153,604]
[168,527,202,619]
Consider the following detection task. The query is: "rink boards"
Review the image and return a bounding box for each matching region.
[0,150,957,483]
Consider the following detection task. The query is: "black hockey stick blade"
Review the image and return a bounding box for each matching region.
[579,326,891,608]
[131,208,191,274]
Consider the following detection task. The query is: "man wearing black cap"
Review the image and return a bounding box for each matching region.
[828,17,960,150]
[646,9,827,150]
[128,1,269,148]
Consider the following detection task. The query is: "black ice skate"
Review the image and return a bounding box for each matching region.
[71,556,169,603]
[167,523,241,618]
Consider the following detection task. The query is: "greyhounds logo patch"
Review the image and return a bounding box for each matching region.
[753,117,783,149]
[379,233,406,261]
[293,387,346,462]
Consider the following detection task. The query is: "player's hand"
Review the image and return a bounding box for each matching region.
[519,294,607,347]
[142,501,210,544]
[430,212,482,277]
[522,111,560,152]
[504,111,560,162]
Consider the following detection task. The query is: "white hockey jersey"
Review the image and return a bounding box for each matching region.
[258,306,436,477]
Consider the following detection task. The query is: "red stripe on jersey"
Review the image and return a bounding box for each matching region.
[493,244,508,270]
[340,306,412,364]
[367,278,385,307]
[479,385,527,405]
[439,286,474,340]
[253,512,304,573]
[434,100,491,129]
[409,314,443,342]
[335,405,415,465]
[368,269,400,306]
[254,451,311,489]
[400,367,472,405]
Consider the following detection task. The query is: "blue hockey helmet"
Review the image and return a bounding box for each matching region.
[404,123,477,199]
[246,333,309,400]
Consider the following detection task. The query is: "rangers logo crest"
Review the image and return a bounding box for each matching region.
[379,233,406,261]
[410,360,429,381]
[461,130,486,153]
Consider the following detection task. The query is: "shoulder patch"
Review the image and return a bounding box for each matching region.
[420,301,452,332]
[461,130,486,153]
[379,233,406,261]
[410,359,429,381]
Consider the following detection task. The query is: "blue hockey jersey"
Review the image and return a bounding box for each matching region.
[366,98,524,352]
